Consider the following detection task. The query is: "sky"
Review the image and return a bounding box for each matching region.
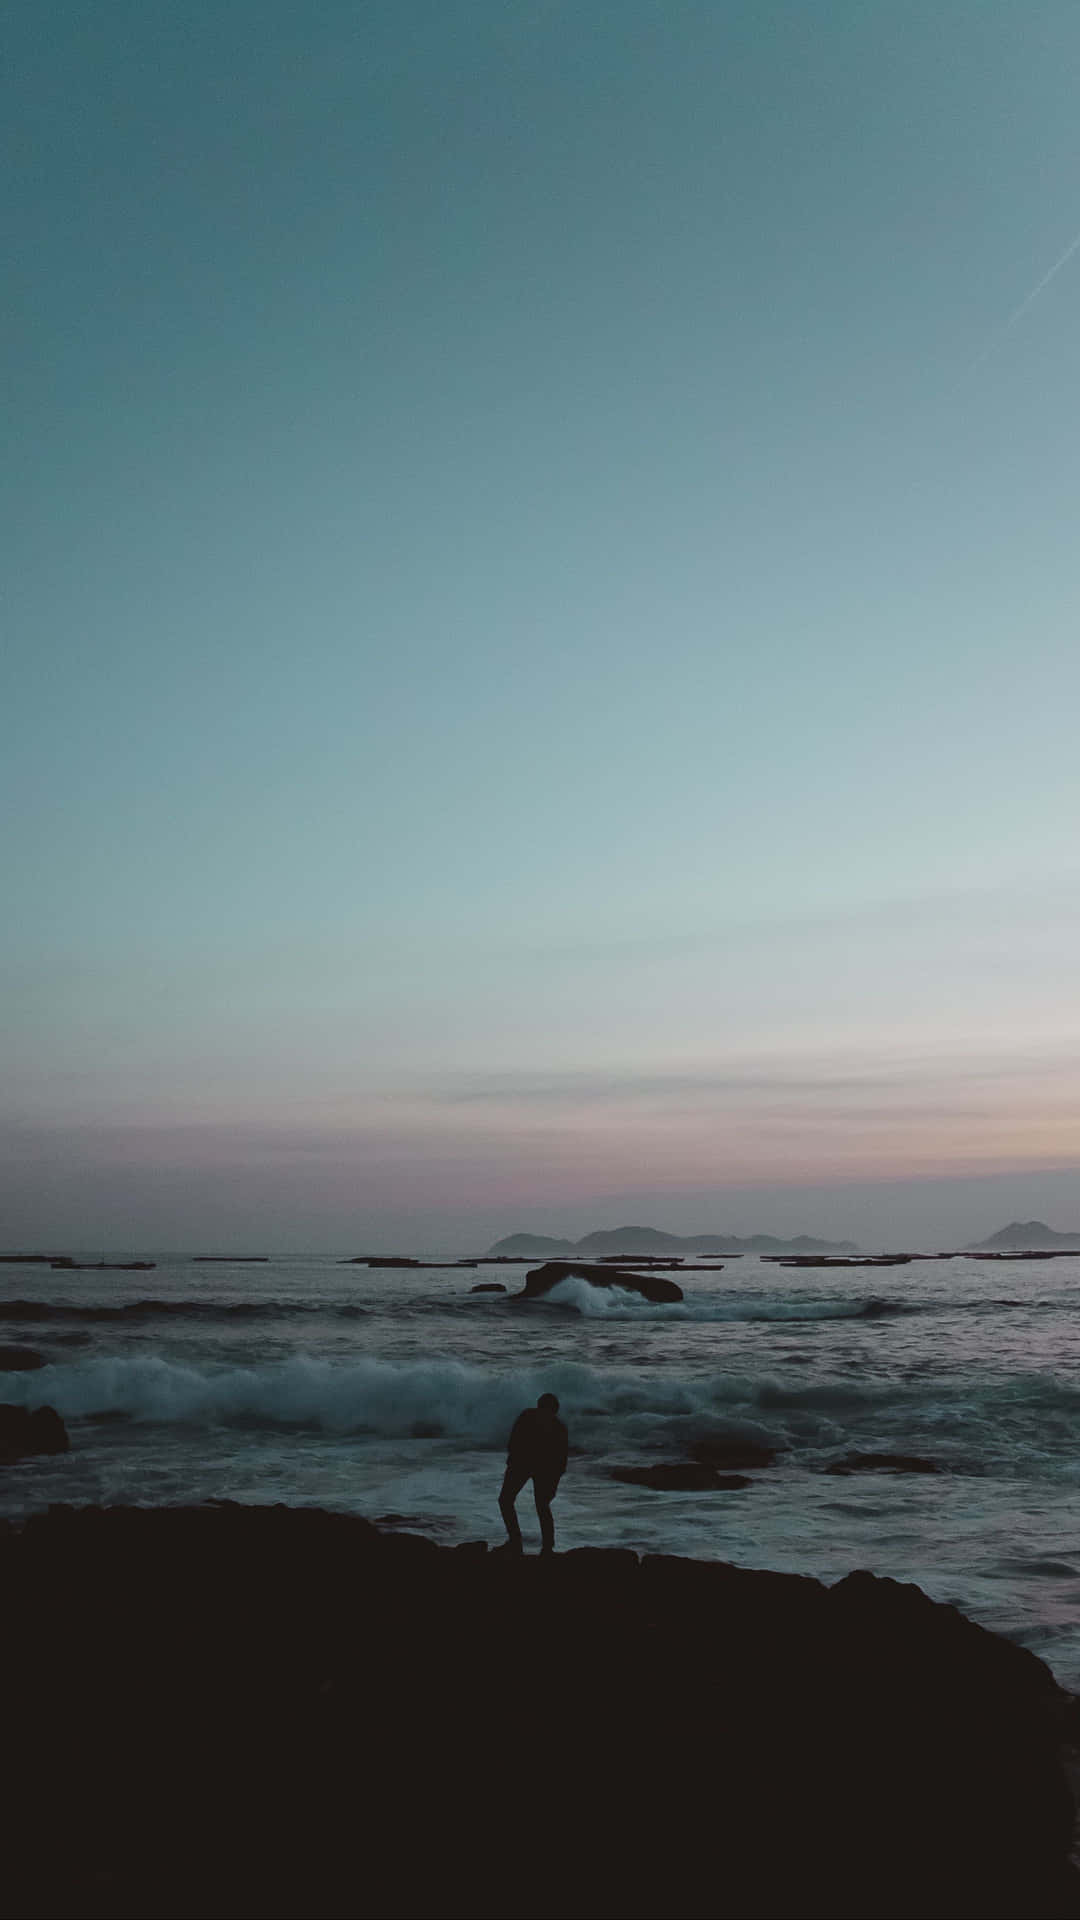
[4,1,1080,1252]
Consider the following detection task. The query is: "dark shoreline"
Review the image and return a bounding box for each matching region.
[6,1501,1079,1919]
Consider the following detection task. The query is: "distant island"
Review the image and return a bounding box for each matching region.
[487,1223,859,1257]
[969,1219,1080,1251]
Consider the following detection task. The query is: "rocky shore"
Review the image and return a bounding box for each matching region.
[5,1503,1079,1918]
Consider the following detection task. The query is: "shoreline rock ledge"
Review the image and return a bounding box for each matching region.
[4,1502,1078,1918]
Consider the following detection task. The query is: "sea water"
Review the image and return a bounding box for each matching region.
[3,1253,1080,1687]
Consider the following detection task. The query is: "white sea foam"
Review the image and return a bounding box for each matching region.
[3,1354,625,1439]
[4,1351,1078,1479]
[538,1275,914,1321]
[542,1277,684,1316]
[0,1350,862,1439]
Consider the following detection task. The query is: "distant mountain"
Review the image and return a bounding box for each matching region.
[969,1220,1080,1251]
[487,1224,858,1257]
[485,1233,579,1257]
[576,1227,700,1255]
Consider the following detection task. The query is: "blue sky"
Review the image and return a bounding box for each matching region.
[4,2,1080,1249]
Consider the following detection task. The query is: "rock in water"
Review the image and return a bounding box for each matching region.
[470,1282,507,1293]
[690,1437,778,1470]
[0,1346,47,1371]
[824,1451,943,1475]
[517,1260,684,1303]
[0,1403,68,1462]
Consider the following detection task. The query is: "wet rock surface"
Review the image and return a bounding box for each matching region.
[3,1502,1078,1918]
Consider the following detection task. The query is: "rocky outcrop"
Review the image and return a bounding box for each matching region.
[1,1503,1076,1919]
[0,1346,46,1371]
[470,1282,507,1293]
[517,1261,684,1304]
[690,1437,779,1470]
[342,1257,479,1269]
[0,1403,68,1462]
[824,1451,943,1475]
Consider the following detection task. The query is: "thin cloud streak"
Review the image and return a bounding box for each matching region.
[970,224,1080,371]
[437,1047,1080,1109]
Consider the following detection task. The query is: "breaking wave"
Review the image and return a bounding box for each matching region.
[4,1352,1080,1472]
[538,1276,917,1322]
[0,1298,368,1324]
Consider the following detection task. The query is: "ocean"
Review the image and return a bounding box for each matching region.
[3,1251,1080,1689]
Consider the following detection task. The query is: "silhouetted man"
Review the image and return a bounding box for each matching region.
[499,1392,568,1555]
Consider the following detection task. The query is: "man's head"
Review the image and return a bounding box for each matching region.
[536,1392,560,1416]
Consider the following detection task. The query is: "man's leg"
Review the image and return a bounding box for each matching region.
[499,1464,528,1549]
[533,1476,558,1555]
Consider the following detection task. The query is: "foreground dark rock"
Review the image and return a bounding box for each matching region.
[518,1259,685,1303]
[0,1402,68,1461]
[3,1504,1077,1919]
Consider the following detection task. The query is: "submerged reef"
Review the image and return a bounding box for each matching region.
[4,1502,1078,1918]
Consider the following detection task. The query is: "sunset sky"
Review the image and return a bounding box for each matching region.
[4,2,1080,1250]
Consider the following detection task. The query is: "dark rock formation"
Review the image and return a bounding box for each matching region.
[48,1258,156,1271]
[690,1437,779,1470]
[611,1464,753,1491]
[342,1257,478,1269]
[0,1403,68,1462]
[517,1261,684,1304]
[594,1253,685,1267]
[2,1503,1076,1920]
[769,1253,912,1267]
[973,1251,1076,1260]
[341,1255,421,1266]
[470,1282,507,1293]
[0,1346,47,1371]
[824,1451,944,1475]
